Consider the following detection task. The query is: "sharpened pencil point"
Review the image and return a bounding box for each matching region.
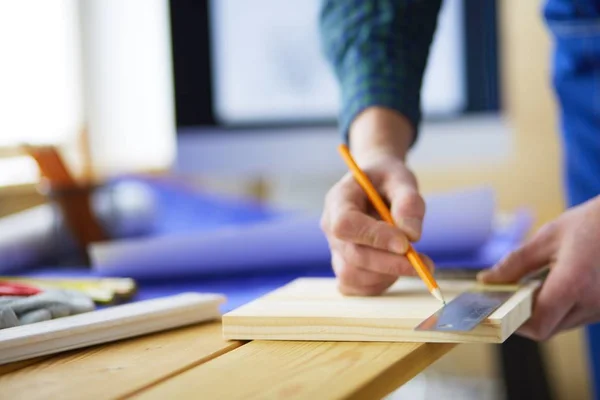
[431,288,446,305]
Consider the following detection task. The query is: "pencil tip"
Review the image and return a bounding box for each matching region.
[432,288,446,305]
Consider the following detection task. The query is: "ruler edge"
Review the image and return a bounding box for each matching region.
[413,290,515,333]
[415,280,540,334]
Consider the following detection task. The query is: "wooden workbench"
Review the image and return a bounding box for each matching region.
[0,320,455,399]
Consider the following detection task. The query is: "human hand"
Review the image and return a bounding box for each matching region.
[478,196,600,341]
[320,151,433,296]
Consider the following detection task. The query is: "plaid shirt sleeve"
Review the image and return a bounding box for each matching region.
[319,0,442,145]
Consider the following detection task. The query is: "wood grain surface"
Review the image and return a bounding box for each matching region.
[223,278,537,343]
[0,321,242,400]
[133,338,455,400]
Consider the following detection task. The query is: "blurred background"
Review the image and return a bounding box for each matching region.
[0,0,592,398]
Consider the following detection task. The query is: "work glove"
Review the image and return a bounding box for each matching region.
[0,289,95,329]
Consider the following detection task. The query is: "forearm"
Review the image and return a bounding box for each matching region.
[349,107,414,163]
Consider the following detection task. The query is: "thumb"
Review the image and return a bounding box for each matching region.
[388,186,425,242]
[477,222,559,284]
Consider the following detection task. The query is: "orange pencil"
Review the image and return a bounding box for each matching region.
[337,144,446,305]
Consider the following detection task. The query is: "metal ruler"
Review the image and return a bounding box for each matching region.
[415,289,517,332]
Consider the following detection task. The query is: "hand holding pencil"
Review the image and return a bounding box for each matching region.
[337,144,445,304]
[320,137,440,301]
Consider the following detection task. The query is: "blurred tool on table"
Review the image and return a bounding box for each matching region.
[0,146,158,272]
[0,284,95,329]
[0,277,136,304]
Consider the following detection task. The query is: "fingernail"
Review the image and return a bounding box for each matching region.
[388,236,408,254]
[476,271,489,282]
[397,217,422,240]
[477,267,497,282]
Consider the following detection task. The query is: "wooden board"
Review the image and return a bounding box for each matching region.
[0,321,243,400]
[132,338,455,400]
[0,357,48,376]
[223,277,537,343]
[0,292,224,365]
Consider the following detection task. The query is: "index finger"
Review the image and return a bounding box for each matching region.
[518,262,578,341]
[324,177,409,254]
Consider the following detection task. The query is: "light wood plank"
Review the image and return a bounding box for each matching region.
[0,292,225,365]
[133,339,456,400]
[223,277,536,343]
[0,321,243,400]
[0,357,48,376]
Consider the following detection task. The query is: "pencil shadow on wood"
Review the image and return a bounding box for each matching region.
[380,289,436,298]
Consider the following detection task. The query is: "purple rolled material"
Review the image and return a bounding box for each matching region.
[416,186,495,256]
[90,215,331,278]
[90,187,497,279]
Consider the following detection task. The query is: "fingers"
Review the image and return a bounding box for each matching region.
[333,239,418,276]
[322,175,410,254]
[388,186,426,241]
[332,252,397,296]
[477,221,560,284]
[516,261,581,341]
[380,166,424,241]
[476,220,566,341]
[554,304,600,332]
[331,238,434,296]
[329,209,409,254]
[322,165,429,296]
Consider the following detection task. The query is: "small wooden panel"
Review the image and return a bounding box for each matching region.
[133,339,456,400]
[223,277,536,343]
[0,322,243,400]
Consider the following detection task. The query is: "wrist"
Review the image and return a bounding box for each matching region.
[348,107,415,164]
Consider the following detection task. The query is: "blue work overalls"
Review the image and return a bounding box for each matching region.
[543,0,600,397]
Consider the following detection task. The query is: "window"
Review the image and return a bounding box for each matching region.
[169,0,501,128]
[0,0,83,186]
[209,0,466,125]
[0,0,177,187]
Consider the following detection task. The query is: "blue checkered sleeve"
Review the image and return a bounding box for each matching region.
[319,0,442,145]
